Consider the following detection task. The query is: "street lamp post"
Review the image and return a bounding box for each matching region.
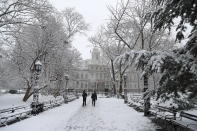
[123,74,128,103]
[95,82,98,92]
[63,74,69,103]
[117,80,120,99]
[31,60,43,115]
[143,75,150,116]
[75,88,79,99]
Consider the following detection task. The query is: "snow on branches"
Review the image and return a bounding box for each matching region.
[115,46,197,100]
[114,50,175,76]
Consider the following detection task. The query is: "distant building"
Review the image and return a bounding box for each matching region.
[68,46,158,94]
[68,48,112,93]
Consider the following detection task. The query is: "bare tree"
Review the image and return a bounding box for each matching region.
[62,8,88,43]
[89,26,128,94]
[0,0,53,37]
[107,0,174,50]
[107,0,174,93]
[10,8,87,101]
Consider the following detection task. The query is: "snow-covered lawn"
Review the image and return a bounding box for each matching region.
[1,97,156,131]
[0,94,29,109]
[0,93,62,109]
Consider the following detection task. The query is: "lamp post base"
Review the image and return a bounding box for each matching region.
[63,96,68,104]
[144,97,150,116]
[31,102,44,115]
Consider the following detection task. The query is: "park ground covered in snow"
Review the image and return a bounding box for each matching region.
[0,94,157,131]
[0,93,59,110]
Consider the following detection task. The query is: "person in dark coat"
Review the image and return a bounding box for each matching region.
[91,91,97,106]
[82,90,87,106]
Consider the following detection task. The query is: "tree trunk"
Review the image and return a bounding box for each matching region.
[23,71,34,102]
[141,30,144,49]
[110,59,116,95]
[119,77,123,94]
[118,60,123,95]
[137,73,140,93]
[23,86,32,102]
[152,74,156,90]
[141,29,150,116]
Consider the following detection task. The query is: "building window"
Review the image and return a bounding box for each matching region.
[96,54,99,60]
[76,73,79,79]
[96,73,99,79]
[76,81,79,88]
[85,74,88,79]
[104,73,107,78]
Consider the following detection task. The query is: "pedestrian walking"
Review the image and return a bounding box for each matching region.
[91,91,97,106]
[82,90,87,106]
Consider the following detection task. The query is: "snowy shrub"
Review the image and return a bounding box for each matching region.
[155,92,195,110]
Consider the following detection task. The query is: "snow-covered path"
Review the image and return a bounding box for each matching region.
[64,97,156,131]
[1,96,156,131]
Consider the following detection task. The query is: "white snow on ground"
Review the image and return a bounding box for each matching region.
[1,96,156,131]
[0,94,62,109]
[0,94,29,109]
[183,109,197,130]
[1,98,82,131]
[64,97,156,131]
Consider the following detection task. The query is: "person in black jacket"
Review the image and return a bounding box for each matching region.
[91,91,97,106]
[82,90,87,106]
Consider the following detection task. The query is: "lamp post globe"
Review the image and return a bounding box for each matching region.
[123,74,127,81]
[35,60,42,73]
[64,74,69,82]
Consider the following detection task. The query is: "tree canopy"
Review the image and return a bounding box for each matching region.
[115,0,197,100]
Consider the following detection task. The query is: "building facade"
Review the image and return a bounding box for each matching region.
[67,47,158,94]
[68,48,112,93]
[125,66,159,93]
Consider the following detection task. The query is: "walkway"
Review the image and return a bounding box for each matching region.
[1,96,156,131]
[65,96,156,131]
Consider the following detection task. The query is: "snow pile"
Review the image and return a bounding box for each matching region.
[127,93,144,107]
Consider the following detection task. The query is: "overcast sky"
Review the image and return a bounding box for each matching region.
[48,0,118,59]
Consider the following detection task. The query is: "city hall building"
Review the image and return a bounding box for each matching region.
[68,47,158,93]
[68,48,112,93]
